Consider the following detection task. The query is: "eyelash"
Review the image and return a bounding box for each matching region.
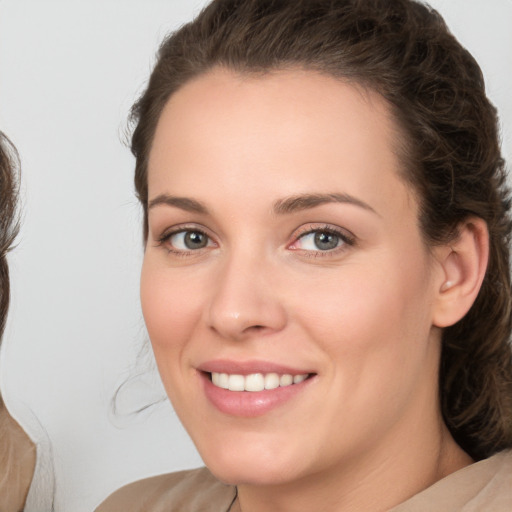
[155,224,356,257]
[156,225,214,256]
[289,224,356,257]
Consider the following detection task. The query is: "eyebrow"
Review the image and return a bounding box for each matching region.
[273,193,378,216]
[147,192,378,216]
[148,194,209,214]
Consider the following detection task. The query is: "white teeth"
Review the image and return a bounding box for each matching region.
[219,373,229,389]
[210,372,309,392]
[211,372,229,389]
[264,373,280,390]
[245,373,265,392]
[293,374,307,384]
[280,374,293,386]
[228,374,245,391]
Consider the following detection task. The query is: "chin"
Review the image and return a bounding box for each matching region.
[198,435,304,486]
[206,458,299,487]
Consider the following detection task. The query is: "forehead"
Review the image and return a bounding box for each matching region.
[151,68,399,155]
[147,67,414,217]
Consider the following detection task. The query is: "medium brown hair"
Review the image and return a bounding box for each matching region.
[130,0,512,460]
[0,132,19,340]
[0,134,36,510]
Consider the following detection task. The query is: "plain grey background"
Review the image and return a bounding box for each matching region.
[0,1,511,511]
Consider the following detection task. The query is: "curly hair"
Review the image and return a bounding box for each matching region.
[130,0,512,460]
[0,134,36,510]
[0,132,20,341]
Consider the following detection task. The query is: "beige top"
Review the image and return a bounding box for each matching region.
[96,450,512,512]
[0,402,36,512]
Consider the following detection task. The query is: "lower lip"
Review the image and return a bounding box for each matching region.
[201,373,313,417]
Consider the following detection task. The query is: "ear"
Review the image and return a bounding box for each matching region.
[432,217,489,328]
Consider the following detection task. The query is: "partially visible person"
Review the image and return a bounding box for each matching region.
[0,398,35,512]
[0,131,36,512]
[0,132,53,512]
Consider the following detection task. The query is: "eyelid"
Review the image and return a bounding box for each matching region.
[155,223,217,253]
[288,224,356,254]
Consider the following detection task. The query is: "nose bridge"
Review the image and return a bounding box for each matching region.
[206,245,286,339]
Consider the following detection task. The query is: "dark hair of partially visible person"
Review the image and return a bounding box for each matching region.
[0,132,38,511]
[128,0,512,461]
[0,131,20,340]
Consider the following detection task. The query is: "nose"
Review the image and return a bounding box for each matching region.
[206,251,287,341]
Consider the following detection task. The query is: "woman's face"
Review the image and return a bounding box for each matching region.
[141,68,446,486]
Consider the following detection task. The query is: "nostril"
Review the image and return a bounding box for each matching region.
[245,325,265,332]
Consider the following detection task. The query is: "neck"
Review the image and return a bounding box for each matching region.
[235,413,471,512]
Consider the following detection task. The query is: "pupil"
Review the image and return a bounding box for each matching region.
[185,231,207,249]
[314,232,338,250]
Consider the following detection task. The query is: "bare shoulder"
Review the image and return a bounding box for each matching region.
[95,467,236,512]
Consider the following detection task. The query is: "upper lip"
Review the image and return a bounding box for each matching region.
[197,359,314,375]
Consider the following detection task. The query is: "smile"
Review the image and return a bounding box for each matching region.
[210,372,309,392]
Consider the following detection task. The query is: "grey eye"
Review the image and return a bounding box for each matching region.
[184,231,208,249]
[296,230,342,251]
[170,230,210,250]
[313,231,340,250]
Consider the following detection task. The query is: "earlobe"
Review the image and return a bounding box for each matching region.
[432,218,489,328]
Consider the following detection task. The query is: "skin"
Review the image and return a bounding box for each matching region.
[141,68,475,511]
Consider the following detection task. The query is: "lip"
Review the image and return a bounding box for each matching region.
[198,359,313,375]
[198,359,316,417]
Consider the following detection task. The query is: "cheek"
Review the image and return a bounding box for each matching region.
[287,255,437,446]
[140,260,201,373]
[292,250,434,373]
